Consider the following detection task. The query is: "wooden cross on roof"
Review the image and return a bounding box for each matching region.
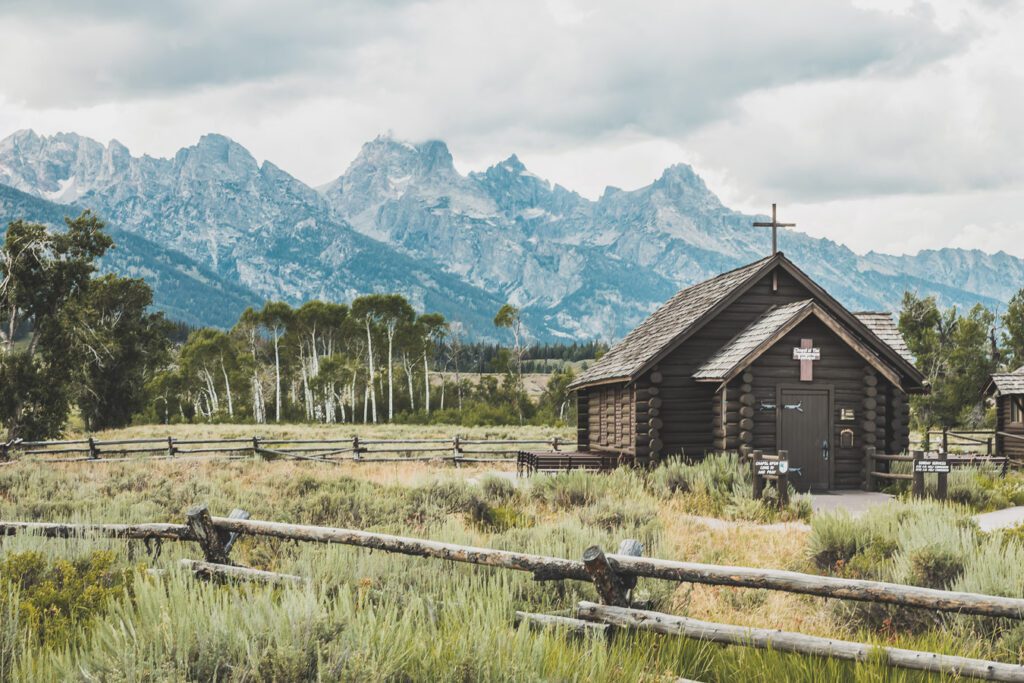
[753,203,795,256]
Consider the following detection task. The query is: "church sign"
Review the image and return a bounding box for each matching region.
[793,338,820,381]
[914,459,951,474]
[755,459,789,477]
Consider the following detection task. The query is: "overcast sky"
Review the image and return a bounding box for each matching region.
[1,0,1022,257]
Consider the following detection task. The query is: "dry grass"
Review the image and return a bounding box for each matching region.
[0,425,1011,681]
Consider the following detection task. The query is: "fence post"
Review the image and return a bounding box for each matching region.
[582,545,628,607]
[864,446,876,492]
[751,450,764,500]
[452,435,462,465]
[352,436,361,461]
[251,436,260,459]
[988,437,993,457]
[777,449,789,508]
[88,437,98,460]
[912,450,925,499]
[936,449,948,501]
[0,441,8,462]
[167,436,176,458]
[923,432,931,454]
[552,436,561,452]
[186,504,230,565]
[942,428,949,456]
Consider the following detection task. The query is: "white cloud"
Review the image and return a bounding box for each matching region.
[0,0,1021,257]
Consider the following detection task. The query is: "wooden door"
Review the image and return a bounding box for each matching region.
[778,387,832,492]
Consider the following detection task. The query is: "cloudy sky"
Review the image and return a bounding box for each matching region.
[1,0,1022,257]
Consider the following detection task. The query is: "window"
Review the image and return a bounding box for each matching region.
[1012,397,1024,425]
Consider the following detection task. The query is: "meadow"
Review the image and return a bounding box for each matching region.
[2,425,1024,681]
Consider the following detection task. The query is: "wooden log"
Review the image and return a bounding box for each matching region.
[180,559,307,586]
[583,545,629,606]
[592,553,1024,619]
[739,394,756,407]
[187,505,231,564]
[739,418,754,432]
[739,430,753,444]
[618,539,643,593]
[223,508,251,555]
[739,406,754,419]
[742,372,754,384]
[575,603,1024,683]
[514,611,610,636]
[740,383,752,395]
[0,521,192,540]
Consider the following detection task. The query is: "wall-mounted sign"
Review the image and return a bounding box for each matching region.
[755,459,789,477]
[841,408,855,421]
[793,347,821,361]
[840,428,855,448]
[914,460,951,474]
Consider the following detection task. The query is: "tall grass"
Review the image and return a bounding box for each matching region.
[0,454,1018,679]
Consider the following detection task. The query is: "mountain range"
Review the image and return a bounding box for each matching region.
[1,129,1021,340]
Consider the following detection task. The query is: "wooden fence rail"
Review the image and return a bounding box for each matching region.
[0,434,575,466]
[577,602,1024,682]
[6,510,1024,680]
[6,514,1024,620]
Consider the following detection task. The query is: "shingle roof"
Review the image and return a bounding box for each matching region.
[853,312,916,366]
[692,300,814,381]
[989,373,1024,396]
[569,255,776,388]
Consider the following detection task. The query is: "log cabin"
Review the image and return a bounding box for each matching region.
[567,252,927,492]
[983,368,1024,459]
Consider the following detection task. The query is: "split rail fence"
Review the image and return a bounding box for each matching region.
[0,434,575,467]
[4,509,1024,681]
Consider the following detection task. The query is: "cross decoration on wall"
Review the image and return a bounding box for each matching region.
[793,338,820,381]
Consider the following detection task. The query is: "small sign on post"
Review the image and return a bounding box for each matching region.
[914,460,951,474]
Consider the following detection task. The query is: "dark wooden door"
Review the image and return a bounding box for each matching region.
[778,387,832,492]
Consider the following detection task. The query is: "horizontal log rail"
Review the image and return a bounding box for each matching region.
[576,602,1024,682]
[7,515,1024,620]
[5,434,576,466]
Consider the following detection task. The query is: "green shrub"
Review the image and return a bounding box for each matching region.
[578,498,659,533]
[529,470,612,509]
[479,474,518,503]
[890,514,978,589]
[807,511,862,570]
[0,551,134,650]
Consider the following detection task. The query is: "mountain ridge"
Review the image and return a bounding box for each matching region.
[1,128,1020,340]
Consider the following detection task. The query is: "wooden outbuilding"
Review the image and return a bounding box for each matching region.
[983,368,1024,459]
[568,252,927,492]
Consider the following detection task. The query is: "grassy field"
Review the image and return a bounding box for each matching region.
[2,425,1024,680]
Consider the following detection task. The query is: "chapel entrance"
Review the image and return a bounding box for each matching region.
[778,386,832,492]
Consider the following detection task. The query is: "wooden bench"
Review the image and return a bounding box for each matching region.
[517,451,618,476]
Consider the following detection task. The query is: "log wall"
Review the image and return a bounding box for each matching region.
[997,396,1024,459]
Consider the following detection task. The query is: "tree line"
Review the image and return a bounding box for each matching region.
[899,290,1024,429]
[4,212,1024,440]
[1,214,578,439]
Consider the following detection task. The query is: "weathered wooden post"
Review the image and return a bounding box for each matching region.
[222,508,251,555]
[167,436,176,458]
[912,450,925,499]
[186,504,231,565]
[864,446,876,492]
[582,545,628,607]
[452,435,462,466]
[777,449,790,508]
[87,437,99,460]
[352,435,361,461]
[936,449,948,501]
[942,428,949,456]
[552,436,561,452]
[617,539,644,605]
[251,436,260,459]
[751,450,764,500]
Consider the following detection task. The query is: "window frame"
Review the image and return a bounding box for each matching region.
[1011,396,1024,425]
